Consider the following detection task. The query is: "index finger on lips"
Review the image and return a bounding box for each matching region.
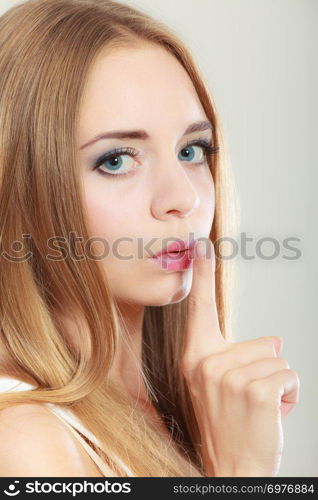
[183,239,225,364]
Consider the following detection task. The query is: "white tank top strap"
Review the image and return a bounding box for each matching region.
[45,406,118,476]
[0,376,134,477]
[45,403,134,476]
[0,377,37,392]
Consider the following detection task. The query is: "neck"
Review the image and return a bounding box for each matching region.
[109,301,149,402]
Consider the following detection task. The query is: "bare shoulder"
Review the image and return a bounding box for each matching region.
[0,403,103,477]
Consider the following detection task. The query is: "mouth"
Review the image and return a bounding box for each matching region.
[148,239,197,271]
[151,239,196,259]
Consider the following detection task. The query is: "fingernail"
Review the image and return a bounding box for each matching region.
[195,240,207,259]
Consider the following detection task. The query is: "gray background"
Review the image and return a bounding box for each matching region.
[1,0,317,477]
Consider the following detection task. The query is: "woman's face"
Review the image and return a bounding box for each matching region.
[78,43,215,306]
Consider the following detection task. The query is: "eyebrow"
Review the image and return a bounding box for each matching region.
[79,120,213,150]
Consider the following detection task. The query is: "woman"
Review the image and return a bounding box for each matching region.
[0,0,299,477]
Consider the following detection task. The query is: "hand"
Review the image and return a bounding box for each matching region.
[180,239,300,477]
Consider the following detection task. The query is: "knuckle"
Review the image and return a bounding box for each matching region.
[179,357,196,380]
[277,357,290,370]
[188,295,213,315]
[260,337,277,356]
[198,356,222,385]
[222,368,244,395]
[291,370,301,402]
[187,295,199,314]
[246,380,269,405]
[289,368,300,387]
[199,356,215,378]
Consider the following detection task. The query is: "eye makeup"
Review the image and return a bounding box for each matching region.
[92,138,219,179]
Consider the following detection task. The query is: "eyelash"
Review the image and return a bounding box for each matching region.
[93,139,219,179]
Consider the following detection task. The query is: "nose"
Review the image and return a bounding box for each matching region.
[150,157,201,220]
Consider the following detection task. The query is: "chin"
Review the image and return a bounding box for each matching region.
[112,266,193,306]
[145,293,187,307]
[137,273,192,306]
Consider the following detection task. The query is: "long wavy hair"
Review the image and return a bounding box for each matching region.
[0,0,240,476]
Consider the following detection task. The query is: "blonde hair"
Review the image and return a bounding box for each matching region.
[0,0,240,476]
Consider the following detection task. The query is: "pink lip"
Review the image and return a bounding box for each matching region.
[150,239,196,271]
[152,239,196,258]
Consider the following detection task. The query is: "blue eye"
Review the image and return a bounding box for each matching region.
[93,147,140,178]
[93,140,219,179]
[178,144,206,163]
[98,153,135,174]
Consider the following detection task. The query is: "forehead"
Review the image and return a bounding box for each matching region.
[79,43,207,141]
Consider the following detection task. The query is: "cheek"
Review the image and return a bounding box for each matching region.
[84,196,120,260]
[196,171,215,227]
[83,179,130,235]
[82,182,145,260]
